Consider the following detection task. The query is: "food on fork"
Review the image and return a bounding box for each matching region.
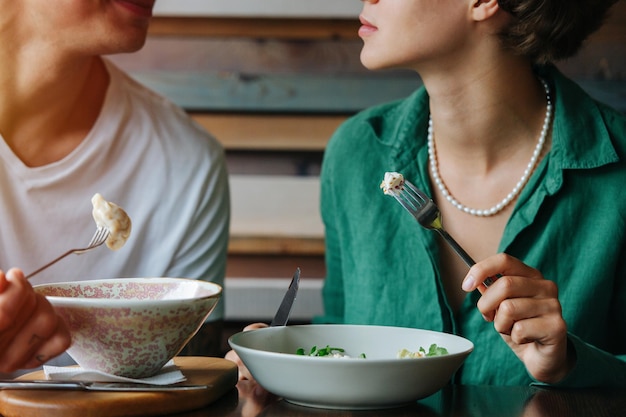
[91,193,132,250]
[380,172,405,196]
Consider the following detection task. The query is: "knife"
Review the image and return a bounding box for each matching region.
[269,267,301,327]
[0,380,209,392]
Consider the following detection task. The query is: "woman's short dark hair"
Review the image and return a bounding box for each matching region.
[497,0,619,64]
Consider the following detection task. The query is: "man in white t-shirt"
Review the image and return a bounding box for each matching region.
[0,1,229,372]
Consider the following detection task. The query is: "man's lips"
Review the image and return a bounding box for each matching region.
[116,0,154,18]
[358,15,378,37]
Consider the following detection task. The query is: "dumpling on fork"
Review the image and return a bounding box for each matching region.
[91,193,132,250]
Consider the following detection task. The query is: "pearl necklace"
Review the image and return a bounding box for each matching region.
[428,78,552,217]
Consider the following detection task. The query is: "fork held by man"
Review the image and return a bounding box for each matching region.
[24,227,110,280]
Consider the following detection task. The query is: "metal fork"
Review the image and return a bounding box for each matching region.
[392,179,497,287]
[25,226,110,280]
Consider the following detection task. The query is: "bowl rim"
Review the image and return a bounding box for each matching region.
[229,324,474,362]
[33,277,222,306]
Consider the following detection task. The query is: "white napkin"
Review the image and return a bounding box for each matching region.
[43,360,186,385]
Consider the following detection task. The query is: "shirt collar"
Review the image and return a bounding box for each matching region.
[541,65,619,171]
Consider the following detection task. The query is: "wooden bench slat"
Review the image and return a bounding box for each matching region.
[127,71,423,113]
[191,113,343,151]
[131,70,624,116]
[228,236,325,256]
[148,17,360,39]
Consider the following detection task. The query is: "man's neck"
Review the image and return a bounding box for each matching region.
[0,54,109,167]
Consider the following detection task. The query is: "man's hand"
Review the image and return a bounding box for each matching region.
[0,268,71,372]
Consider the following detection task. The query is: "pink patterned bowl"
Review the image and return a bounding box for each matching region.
[34,277,222,378]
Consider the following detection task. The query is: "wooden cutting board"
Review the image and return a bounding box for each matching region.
[0,357,237,417]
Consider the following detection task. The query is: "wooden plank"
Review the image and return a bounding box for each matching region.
[148,17,360,40]
[132,70,624,114]
[127,71,422,113]
[226,150,322,177]
[111,36,367,74]
[191,113,343,151]
[228,174,324,254]
[229,174,323,237]
[228,236,325,256]
[226,254,325,277]
[222,277,324,322]
[108,37,369,82]
[153,0,361,19]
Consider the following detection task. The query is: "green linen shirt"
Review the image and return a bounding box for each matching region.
[318,65,626,387]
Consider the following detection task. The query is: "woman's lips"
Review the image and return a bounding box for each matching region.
[358,15,378,37]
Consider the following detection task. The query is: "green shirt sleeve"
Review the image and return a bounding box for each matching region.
[531,334,626,387]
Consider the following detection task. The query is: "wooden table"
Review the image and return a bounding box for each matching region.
[174,381,626,417]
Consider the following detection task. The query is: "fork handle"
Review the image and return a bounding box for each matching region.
[24,250,75,280]
[435,229,498,287]
[435,229,476,266]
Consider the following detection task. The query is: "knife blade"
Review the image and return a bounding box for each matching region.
[269,267,301,327]
[0,380,209,392]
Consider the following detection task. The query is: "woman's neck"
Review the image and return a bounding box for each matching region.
[423,64,548,174]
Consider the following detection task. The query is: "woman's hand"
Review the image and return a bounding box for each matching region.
[0,268,72,372]
[461,253,574,383]
[224,322,268,382]
[237,379,277,417]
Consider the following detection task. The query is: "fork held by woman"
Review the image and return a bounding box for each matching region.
[385,174,497,287]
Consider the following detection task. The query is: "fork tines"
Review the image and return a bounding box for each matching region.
[392,180,429,213]
[403,180,430,204]
[85,227,110,250]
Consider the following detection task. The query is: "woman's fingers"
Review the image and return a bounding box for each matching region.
[225,322,268,381]
[490,296,563,339]
[476,274,559,321]
[462,253,543,293]
[243,323,268,332]
[463,256,571,382]
[225,349,256,382]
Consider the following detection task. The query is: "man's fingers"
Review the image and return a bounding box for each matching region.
[0,294,71,372]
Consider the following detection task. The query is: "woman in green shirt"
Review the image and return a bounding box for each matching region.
[226,0,625,388]
[318,0,625,387]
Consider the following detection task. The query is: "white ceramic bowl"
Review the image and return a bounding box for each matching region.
[34,277,221,378]
[229,324,473,410]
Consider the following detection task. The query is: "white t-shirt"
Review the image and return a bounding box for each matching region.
[0,59,230,320]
